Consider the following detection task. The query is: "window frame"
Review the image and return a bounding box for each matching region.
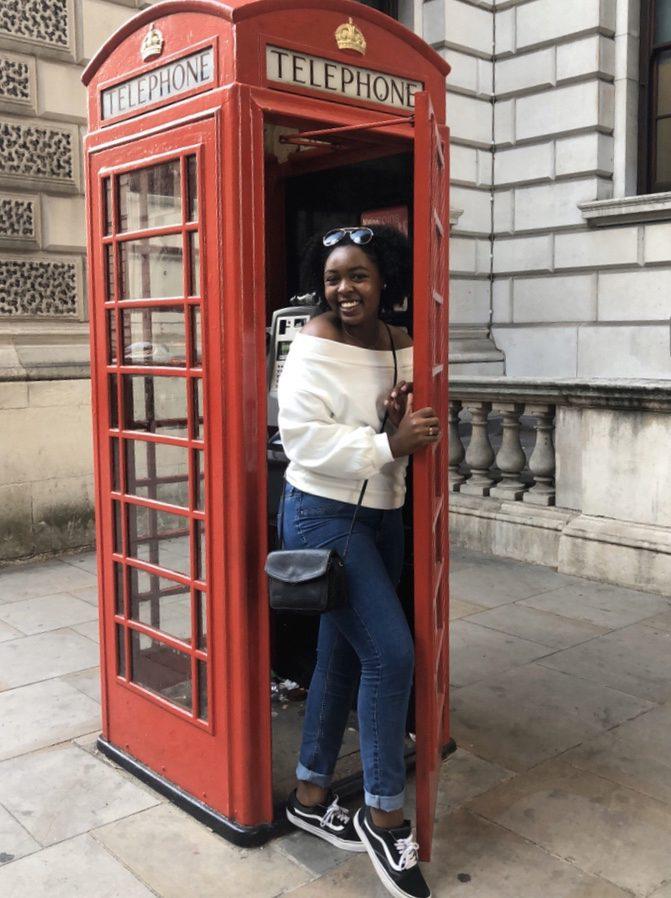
[639,0,671,193]
[356,0,399,18]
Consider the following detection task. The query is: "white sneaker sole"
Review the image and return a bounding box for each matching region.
[286,808,367,852]
[354,812,431,898]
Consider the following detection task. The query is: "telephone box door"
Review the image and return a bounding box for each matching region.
[412,91,450,861]
[88,114,237,817]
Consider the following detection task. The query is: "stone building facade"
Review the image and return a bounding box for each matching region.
[1,0,670,595]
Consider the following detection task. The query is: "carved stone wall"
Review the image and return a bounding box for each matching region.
[0,54,32,103]
[0,257,80,317]
[0,0,70,51]
[0,194,39,246]
[0,118,76,188]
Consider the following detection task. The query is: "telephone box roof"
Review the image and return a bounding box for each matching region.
[82,0,450,86]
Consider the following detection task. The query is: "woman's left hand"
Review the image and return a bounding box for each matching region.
[384,380,413,429]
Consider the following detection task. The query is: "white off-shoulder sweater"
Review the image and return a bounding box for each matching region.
[277,332,413,510]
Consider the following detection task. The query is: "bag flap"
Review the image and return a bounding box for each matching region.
[265,549,337,584]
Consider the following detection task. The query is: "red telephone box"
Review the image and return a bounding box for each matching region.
[83,0,449,859]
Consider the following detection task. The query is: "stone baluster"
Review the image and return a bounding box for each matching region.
[460,401,495,496]
[448,400,466,491]
[523,404,556,506]
[490,402,527,500]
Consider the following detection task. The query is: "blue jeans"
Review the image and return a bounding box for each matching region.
[280,484,414,811]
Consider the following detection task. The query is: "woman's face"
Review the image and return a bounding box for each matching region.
[323,244,383,326]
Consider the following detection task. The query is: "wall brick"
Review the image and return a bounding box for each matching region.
[36,59,86,122]
[452,185,492,233]
[494,142,554,184]
[450,279,491,324]
[492,277,512,323]
[494,98,515,145]
[514,178,609,231]
[444,49,479,94]
[477,149,493,186]
[450,236,477,274]
[81,0,135,62]
[556,35,615,82]
[554,227,639,269]
[516,0,614,51]
[493,235,553,273]
[516,82,614,140]
[496,48,555,96]
[598,269,671,321]
[451,144,479,185]
[448,92,493,146]
[644,223,671,264]
[513,273,596,322]
[491,324,579,376]
[443,0,493,56]
[41,195,86,251]
[493,189,513,233]
[577,324,671,377]
[494,8,516,56]
[555,132,614,177]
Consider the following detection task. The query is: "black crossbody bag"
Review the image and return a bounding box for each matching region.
[265,324,398,615]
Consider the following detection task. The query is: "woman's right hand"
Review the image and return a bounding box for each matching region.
[388,393,441,458]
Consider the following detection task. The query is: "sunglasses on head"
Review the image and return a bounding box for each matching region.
[322,226,374,247]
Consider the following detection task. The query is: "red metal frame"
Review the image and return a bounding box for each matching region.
[84,0,450,850]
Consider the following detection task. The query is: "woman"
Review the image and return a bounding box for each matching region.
[277,226,440,898]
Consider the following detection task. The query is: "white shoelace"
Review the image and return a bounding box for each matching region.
[394,834,419,870]
[320,797,350,829]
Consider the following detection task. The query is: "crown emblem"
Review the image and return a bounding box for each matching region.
[335,18,366,55]
[141,24,164,62]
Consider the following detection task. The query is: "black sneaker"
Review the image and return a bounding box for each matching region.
[286,789,365,852]
[354,806,431,898]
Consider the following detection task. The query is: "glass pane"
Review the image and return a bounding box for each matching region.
[656,117,671,185]
[195,520,206,581]
[187,156,198,221]
[107,310,117,364]
[123,375,188,439]
[197,660,208,720]
[656,1,671,44]
[114,562,124,615]
[111,439,121,491]
[116,624,126,677]
[126,504,190,577]
[192,306,202,366]
[105,245,115,300]
[118,160,181,232]
[113,501,123,553]
[193,378,204,438]
[658,50,671,115]
[193,451,205,511]
[108,375,119,429]
[126,440,190,508]
[129,568,191,643]
[104,177,113,234]
[189,232,200,296]
[197,591,207,649]
[130,630,192,711]
[120,234,183,300]
[122,308,186,367]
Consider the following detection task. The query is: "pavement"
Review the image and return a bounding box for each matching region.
[1,547,671,897]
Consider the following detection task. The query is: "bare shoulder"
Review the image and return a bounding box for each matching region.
[300,312,341,341]
[389,325,413,349]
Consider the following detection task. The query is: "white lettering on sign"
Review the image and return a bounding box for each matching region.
[101,47,214,120]
[266,46,422,111]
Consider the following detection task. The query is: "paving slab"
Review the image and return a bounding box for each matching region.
[60,552,98,575]
[451,663,653,772]
[520,580,671,629]
[649,884,671,898]
[0,592,97,635]
[467,759,671,897]
[0,620,21,644]
[564,702,671,805]
[0,628,100,691]
[282,808,631,898]
[450,559,578,607]
[539,622,671,703]
[68,584,100,606]
[70,619,100,642]
[0,679,100,761]
[60,667,101,704]
[275,827,353,877]
[0,559,97,604]
[639,608,671,632]
[0,833,154,897]
[0,803,39,866]
[0,743,160,846]
[466,602,609,649]
[449,598,485,619]
[93,802,313,898]
[450,619,551,687]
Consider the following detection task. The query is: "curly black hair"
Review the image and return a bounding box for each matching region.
[299,225,411,317]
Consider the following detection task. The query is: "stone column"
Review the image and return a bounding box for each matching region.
[448,399,466,491]
[523,404,556,506]
[460,401,495,496]
[490,402,527,500]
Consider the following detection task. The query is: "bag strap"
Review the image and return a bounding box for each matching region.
[277,323,398,553]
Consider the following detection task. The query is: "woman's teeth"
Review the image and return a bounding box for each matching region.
[340,300,359,309]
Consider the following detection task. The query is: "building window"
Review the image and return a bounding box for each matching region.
[640,0,671,193]
[357,0,399,18]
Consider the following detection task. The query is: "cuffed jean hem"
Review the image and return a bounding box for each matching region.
[296,761,332,789]
[364,787,405,812]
